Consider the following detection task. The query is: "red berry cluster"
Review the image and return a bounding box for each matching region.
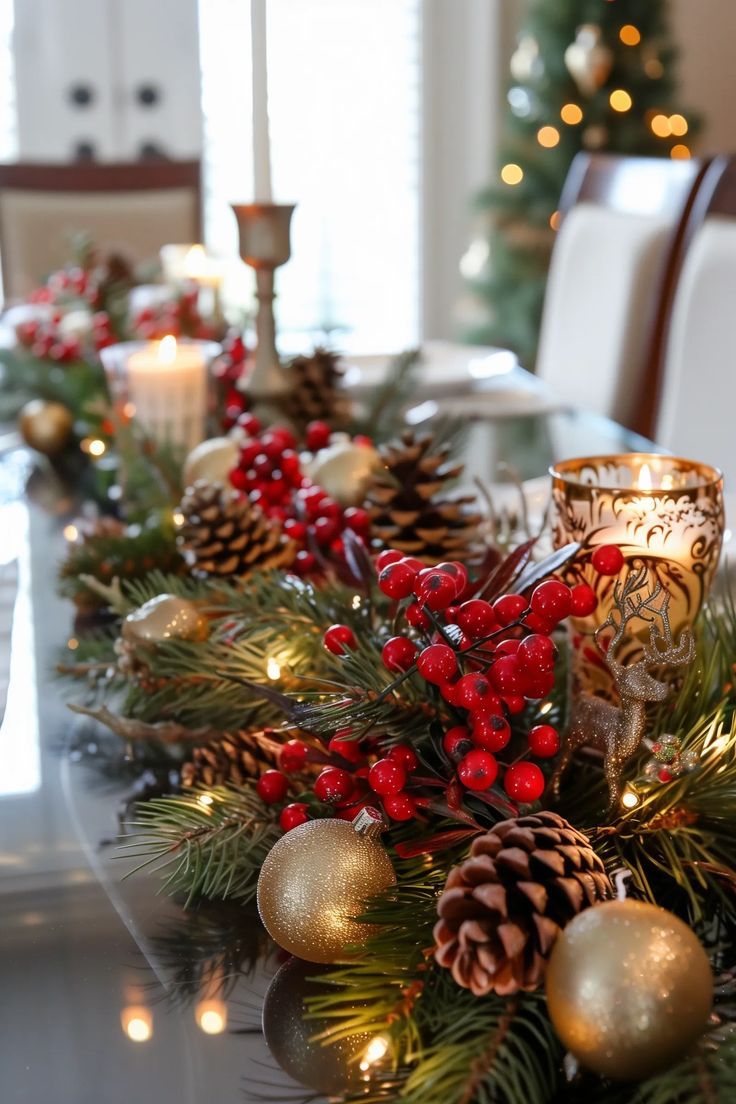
[130,283,220,343]
[16,313,83,362]
[212,332,250,429]
[228,416,370,576]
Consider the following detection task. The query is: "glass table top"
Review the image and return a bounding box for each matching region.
[0,399,656,1104]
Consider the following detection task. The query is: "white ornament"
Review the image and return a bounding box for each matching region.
[565,24,613,97]
[122,594,207,644]
[304,434,379,507]
[183,436,239,490]
[58,308,93,342]
[510,35,543,84]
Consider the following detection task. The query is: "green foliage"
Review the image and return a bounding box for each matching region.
[465,0,698,367]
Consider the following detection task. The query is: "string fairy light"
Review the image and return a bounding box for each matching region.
[671,144,691,160]
[669,114,688,136]
[609,89,633,113]
[651,113,672,137]
[501,163,524,186]
[560,103,583,125]
[619,24,641,46]
[537,125,560,148]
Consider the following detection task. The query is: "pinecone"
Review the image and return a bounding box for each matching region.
[280,348,350,432]
[365,431,483,563]
[181,729,283,788]
[434,812,612,996]
[177,480,295,578]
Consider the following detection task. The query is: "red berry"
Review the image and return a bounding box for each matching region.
[378,561,417,600]
[457,749,498,791]
[591,544,624,576]
[522,669,556,699]
[456,599,497,639]
[281,450,301,482]
[280,802,309,831]
[306,420,331,451]
[284,518,307,541]
[443,725,473,759]
[455,673,495,711]
[294,549,316,575]
[406,601,431,630]
[383,792,417,821]
[493,593,528,626]
[314,767,354,804]
[435,561,469,597]
[490,655,524,695]
[313,516,339,545]
[504,762,545,802]
[658,767,672,783]
[517,634,557,674]
[375,548,403,571]
[440,680,463,706]
[523,612,557,635]
[279,739,308,772]
[387,744,419,772]
[328,730,364,764]
[417,643,457,684]
[344,506,370,533]
[401,557,427,573]
[528,724,560,758]
[530,580,572,623]
[495,638,520,657]
[368,758,406,796]
[571,583,598,617]
[229,467,249,491]
[415,570,457,612]
[323,624,357,655]
[472,714,511,752]
[257,770,289,803]
[503,694,526,715]
[382,635,418,672]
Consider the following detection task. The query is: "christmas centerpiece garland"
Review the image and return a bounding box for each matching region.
[57,409,736,1104]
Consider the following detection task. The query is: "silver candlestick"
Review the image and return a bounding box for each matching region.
[231,202,295,401]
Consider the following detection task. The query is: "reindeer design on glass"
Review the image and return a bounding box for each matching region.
[551,564,695,811]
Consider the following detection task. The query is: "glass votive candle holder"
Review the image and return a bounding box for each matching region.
[550,454,724,692]
[101,336,221,453]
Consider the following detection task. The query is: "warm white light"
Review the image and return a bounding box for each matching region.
[197,793,214,808]
[67,637,79,651]
[195,1000,227,1035]
[88,438,106,457]
[121,1006,153,1043]
[501,163,524,186]
[266,656,281,680]
[610,89,633,113]
[352,594,362,610]
[539,701,553,716]
[172,510,185,527]
[158,335,177,365]
[636,463,653,491]
[123,401,137,418]
[360,1035,389,1072]
[184,244,207,276]
[63,524,78,542]
[621,787,640,809]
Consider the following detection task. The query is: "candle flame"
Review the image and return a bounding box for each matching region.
[184,244,206,277]
[636,463,652,491]
[158,335,177,364]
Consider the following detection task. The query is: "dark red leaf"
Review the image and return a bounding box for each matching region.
[395,827,482,858]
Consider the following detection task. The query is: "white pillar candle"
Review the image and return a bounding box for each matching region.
[126,335,208,451]
[251,0,273,202]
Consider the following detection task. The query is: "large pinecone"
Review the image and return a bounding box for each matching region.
[281,348,350,432]
[181,729,283,788]
[177,480,295,578]
[434,812,612,996]
[365,431,482,563]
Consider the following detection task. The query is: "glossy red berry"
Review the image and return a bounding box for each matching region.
[592,544,624,576]
[344,506,370,533]
[455,673,496,711]
[472,714,511,752]
[443,725,474,759]
[328,730,364,764]
[256,770,289,803]
[378,561,417,600]
[314,767,354,804]
[490,655,524,695]
[522,669,556,699]
[456,599,496,639]
[414,570,457,611]
[279,803,309,831]
[383,792,417,821]
[406,601,431,630]
[495,638,520,657]
[503,694,526,715]
[375,548,403,571]
[294,549,316,575]
[368,758,407,796]
[323,624,357,655]
[517,634,557,674]
[457,749,498,791]
[401,557,427,573]
[504,761,545,802]
[523,611,557,635]
[528,724,560,758]
[284,518,307,541]
[305,419,331,451]
[236,412,261,436]
[530,579,573,623]
[382,635,418,672]
[440,680,463,705]
[570,583,598,617]
[387,744,419,772]
[417,643,457,684]
[279,739,308,772]
[492,593,528,626]
[313,516,340,545]
[435,561,469,596]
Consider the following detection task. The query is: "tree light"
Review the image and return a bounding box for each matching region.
[63,523,78,542]
[609,89,633,113]
[549,211,561,231]
[537,125,560,148]
[619,25,641,46]
[360,1035,389,1072]
[197,793,214,808]
[669,114,688,136]
[266,656,281,680]
[501,163,524,186]
[195,999,227,1035]
[560,103,583,125]
[671,144,691,160]
[621,787,640,809]
[121,1006,153,1043]
[651,113,672,137]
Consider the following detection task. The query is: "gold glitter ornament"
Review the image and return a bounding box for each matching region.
[262,957,374,1095]
[256,808,396,963]
[546,899,712,1080]
[18,398,74,455]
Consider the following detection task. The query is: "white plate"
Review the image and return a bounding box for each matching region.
[342,340,520,399]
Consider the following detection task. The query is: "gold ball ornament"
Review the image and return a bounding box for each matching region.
[262,957,374,1095]
[18,399,74,456]
[121,594,208,644]
[304,434,380,507]
[546,899,712,1081]
[564,24,613,97]
[257,808,396,963]
[182,436,239,489]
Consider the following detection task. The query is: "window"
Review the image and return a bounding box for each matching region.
[199,0,421,353]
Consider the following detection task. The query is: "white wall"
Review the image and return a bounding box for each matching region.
[671,0,736,152]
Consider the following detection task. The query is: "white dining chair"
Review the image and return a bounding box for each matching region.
[655,156,736,484]
[536,154,709,432]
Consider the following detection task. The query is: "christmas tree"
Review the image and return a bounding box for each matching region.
[462,0,697,368]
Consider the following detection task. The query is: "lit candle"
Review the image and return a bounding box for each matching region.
[251,0,273,201]
[126,335,208,451]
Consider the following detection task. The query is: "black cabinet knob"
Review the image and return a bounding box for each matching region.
[74,140,96,161]
[69,83,95,108]
[136,84,161,108]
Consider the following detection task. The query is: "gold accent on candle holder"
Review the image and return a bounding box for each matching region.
[231,202,295,400]
[550,454,724,696]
